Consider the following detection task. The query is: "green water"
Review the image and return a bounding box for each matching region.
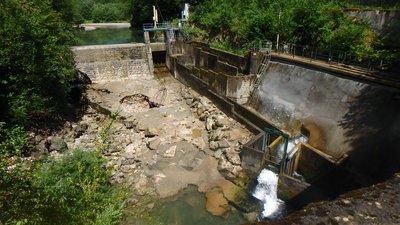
[75,27,144,46]
[123,185,250,225]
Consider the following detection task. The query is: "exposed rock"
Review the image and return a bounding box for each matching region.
[110,171,124,184]
[144,127,158,137]
[123,120,137,129]
[210,129,224,141]
[231,166,243,177]
[205,188,229,216]
[73,123,88,138]
[164,145,176,158]
[225,148,241,165]
[147,138,161,150]
[244,212,258,222]
[136,122,147,131]
[123,152,136,159]
[121,158,134,166]
[214,115,228,127]
[218,156,234,174]
[217,139,230,149]
[134,174,149,195]
[219,179,242,203]
[109,147,122,153]
[197,107,206,116]
[206,118,214,131]
[125,143,137,154]
[199,112,208,121]
[214,149,224,159]
[47,137,68,152]
[209,141,219,151]
[126,198,139,206]
[192,137,206,150]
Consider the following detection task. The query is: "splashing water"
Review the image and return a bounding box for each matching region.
[252,169,283,218]
[276,135,309,161]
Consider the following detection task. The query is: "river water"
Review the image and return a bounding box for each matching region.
[75,27,145,46]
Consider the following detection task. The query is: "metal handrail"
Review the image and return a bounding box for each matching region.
[143,22,172,31]
[272,42,382,71]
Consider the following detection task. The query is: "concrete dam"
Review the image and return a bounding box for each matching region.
[72,33,400,222]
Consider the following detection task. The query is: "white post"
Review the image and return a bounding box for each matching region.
[153,5,158,28]
[276,11,281,52]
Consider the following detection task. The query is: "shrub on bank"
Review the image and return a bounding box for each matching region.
[0,149,126,224]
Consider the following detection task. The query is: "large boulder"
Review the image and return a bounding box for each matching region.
[47,136,68,152]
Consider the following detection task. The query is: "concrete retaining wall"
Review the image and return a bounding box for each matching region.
[170,38,400,183]
[72,43,150,82]
[251,62,400,182]
[346,10,400,35]
[173,41,254,104]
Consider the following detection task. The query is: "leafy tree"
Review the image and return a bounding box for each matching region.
[0,0,76,125]
[189,0,392,66]
[0,149,126,224]
[80,0,95,20]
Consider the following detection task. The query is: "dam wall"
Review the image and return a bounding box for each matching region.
[250,62,400,181]
[72,43,150,82]
[172,41,256,104]
[169,39,400,183]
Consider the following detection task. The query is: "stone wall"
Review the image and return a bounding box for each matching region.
[72,43,150,82]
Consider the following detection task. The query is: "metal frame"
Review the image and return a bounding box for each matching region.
[263,127,289,173]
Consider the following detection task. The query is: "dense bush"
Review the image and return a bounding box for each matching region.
[189,0,398,65]
[92,2,129,22]
[0,0,76,125]
[0,150,126,224]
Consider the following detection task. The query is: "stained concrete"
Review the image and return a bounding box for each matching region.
[72,44,150,82]
[250,61,400,183]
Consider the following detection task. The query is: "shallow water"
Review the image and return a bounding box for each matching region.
[123,185,249,225]
[75,27,145,46]
[152,185,249,225]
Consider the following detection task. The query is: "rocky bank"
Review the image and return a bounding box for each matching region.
[31,70,254,219]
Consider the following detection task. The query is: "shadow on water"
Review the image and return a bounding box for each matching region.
[338,85,400,185]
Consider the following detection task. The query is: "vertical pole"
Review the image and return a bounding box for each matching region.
[276,11,281,52]
[280,137,289,173]
[153,5,158,28]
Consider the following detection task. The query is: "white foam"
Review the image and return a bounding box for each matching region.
[252,169,282,218]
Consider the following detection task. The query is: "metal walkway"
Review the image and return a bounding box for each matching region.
[143,22,179,31]
[250,41,272,97]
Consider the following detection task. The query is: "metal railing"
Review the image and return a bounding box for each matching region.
[143,22,172,31]
[272,42,383,71]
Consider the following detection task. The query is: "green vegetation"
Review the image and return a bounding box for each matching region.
[0,0,76,126]
[343,0,400,9]
[74,0,131,23]
[188,0,399,67]
[190,0,372,51]
[128,0,203,27]
[1,1,127,224]
[0,149,126,224]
